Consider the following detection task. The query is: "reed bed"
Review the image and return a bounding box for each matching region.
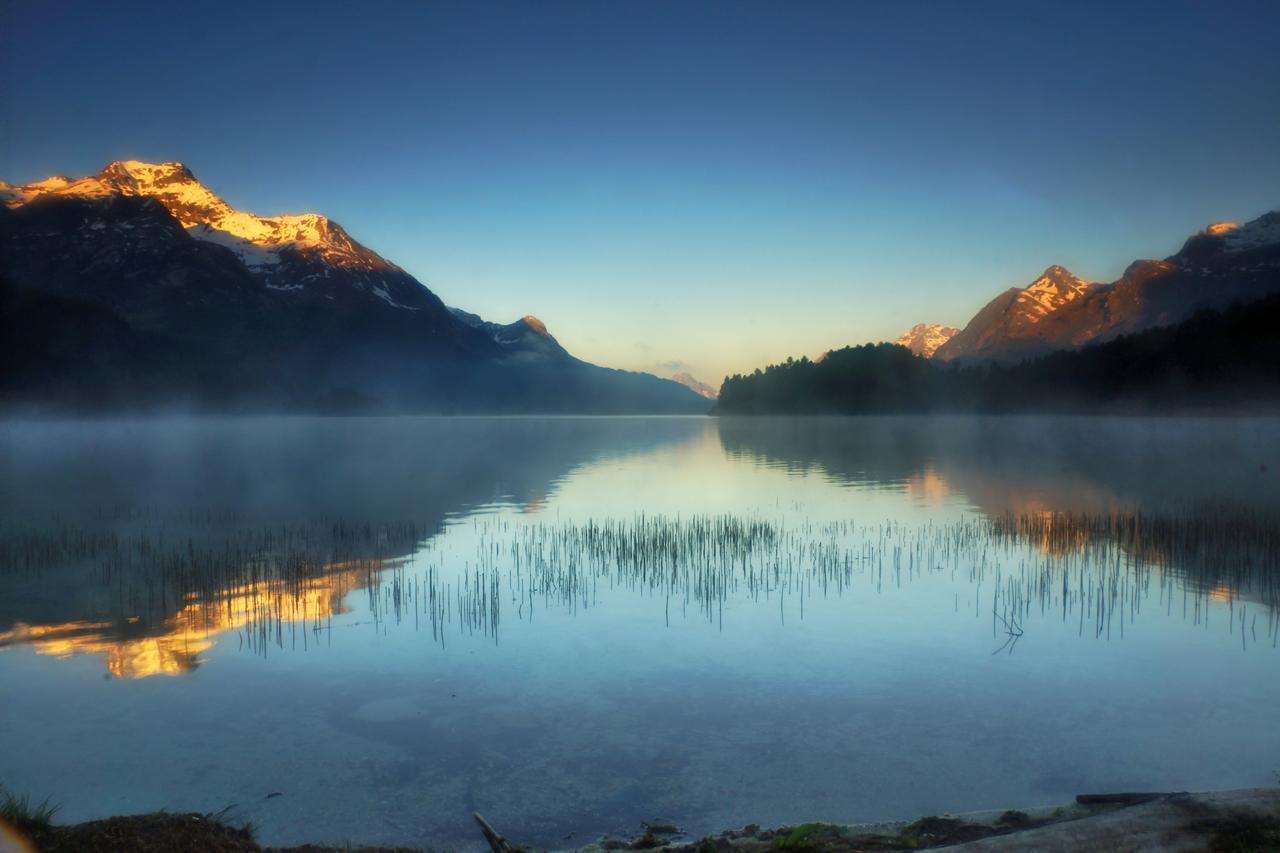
[1,506,1278,664]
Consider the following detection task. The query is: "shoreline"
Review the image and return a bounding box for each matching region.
[5,788,1278,852]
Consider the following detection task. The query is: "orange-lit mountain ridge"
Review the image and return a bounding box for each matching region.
[907,212,1280,363]
[0,161,709,412]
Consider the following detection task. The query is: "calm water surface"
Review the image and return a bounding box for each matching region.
[1,415,1278,849]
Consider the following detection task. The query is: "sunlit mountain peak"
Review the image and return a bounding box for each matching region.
[1204,221,1241,235]
[894,323,960,357]
[3,159,397,275]
[1201,212,1280,252]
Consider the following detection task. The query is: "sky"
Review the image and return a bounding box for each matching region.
[3,1,1279,385]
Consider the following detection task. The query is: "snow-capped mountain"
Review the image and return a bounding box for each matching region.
[1,161,442,309]
[3,161,380,272]
[893,323,960,357]
[935,212,1280,362]
[671,372,719,400]
[0,161,708,413]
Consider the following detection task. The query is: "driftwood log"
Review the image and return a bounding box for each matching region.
[475,812,518,853]
[1075,792,1183,806]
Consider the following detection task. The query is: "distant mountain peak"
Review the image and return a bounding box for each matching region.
[671,372,718,399]
[1199,211,1280,253]
[99,160,198,187]
[1028,264,1088,288]
[522,315,549,336]
[894,323,959,357]
[1015,265,1095,321]
[934,264,1099,361]
[447,307,572,364]
[1028,265,1090,288]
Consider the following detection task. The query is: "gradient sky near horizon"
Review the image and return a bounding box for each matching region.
[4,1,1279,384]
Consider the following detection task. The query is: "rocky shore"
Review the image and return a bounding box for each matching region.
[4,788,1278,852]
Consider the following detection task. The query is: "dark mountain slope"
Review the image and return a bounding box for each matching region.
[0,275,209,409]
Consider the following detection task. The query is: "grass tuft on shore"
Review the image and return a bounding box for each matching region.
[0,785,59,832]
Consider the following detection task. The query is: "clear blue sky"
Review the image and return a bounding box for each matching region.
[4,1,1279,384]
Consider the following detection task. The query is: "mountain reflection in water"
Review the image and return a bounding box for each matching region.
[0,558,384,679]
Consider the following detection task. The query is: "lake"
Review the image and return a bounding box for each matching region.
[1,415,1278,850]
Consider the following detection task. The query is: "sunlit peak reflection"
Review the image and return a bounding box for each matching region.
[0,561,380,679]
[903,466,952,503]
[1208,582,1234,603]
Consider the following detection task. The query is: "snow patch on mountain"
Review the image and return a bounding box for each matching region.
[184,222,281,268]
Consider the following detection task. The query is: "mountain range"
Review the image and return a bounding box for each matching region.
[0,161,708,413]
[5,160,1276,413]
[896,211,1280,363]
